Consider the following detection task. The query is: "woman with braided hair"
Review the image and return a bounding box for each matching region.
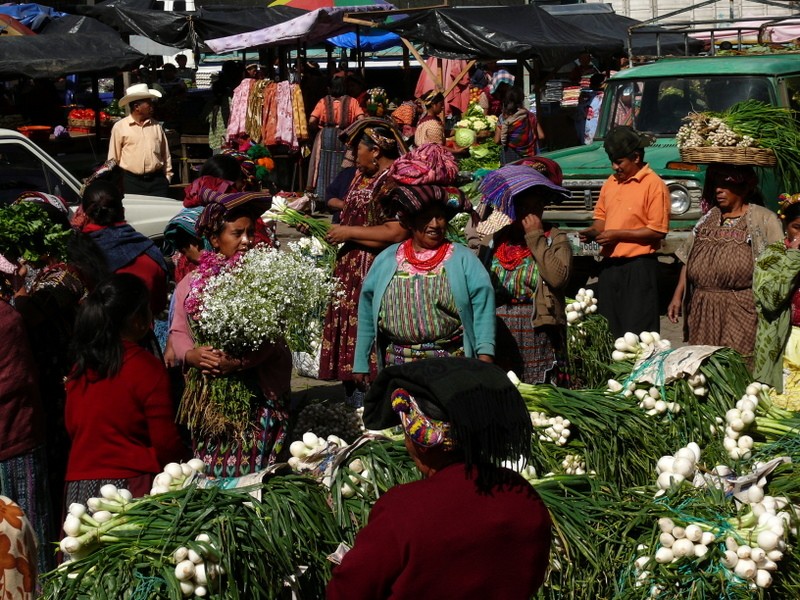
[316,119,408,405]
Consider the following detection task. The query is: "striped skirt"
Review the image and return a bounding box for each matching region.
[495,303,567,385]
[0,446,55,574]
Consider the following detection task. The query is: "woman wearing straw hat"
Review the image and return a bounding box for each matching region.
[107,83,173,197]
[328,358,551,598]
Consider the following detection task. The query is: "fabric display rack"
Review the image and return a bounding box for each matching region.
[227,77,309,190]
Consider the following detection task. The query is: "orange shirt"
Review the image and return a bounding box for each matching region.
[310,96,364,126]
[594,164,669,258]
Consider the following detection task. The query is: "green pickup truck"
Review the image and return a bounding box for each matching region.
[542,54,800,256]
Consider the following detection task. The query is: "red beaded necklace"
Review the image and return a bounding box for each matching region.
[494,240,532,270]
[402,238,450,271]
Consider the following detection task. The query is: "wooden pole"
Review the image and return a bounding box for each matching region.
[400,37,441,92]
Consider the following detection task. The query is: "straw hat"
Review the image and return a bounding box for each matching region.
[118,83,162,108]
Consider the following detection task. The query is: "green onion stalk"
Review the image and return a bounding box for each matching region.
[512,380,671,488]
[565,313,614,389]
[43,479,342,600]
[263,199,336,262]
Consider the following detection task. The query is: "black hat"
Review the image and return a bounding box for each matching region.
[364,358,532,471]
[604,126,653,161]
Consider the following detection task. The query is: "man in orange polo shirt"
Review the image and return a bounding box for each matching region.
[579,126,669,337]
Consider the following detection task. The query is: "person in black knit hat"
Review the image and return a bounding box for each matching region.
[328,357,552,599]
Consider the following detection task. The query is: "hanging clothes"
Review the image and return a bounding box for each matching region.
[227,78,255,140]
[245,79,269,143]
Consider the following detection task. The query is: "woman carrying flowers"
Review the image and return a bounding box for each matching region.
[475,161,572,385]
[317,119,408,405]
[168,189,292,477]
[754,194,800,406]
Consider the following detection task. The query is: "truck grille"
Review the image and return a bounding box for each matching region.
[558,182,604,211]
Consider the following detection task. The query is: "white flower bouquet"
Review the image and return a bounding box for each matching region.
[181,246,339,436]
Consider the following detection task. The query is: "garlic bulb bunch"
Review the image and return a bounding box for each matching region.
[150,459,207,495]
[565,288,598,325]
[655,443,701,494]
[686,371,708,397]
[61,483,135,558]
[335,456,376,498]
[722,382,768,460]
[634,385,681,417]
[530,411,571,446]
[561,454,586,475]
[287,432,335,471]
[173,533,225,598]
[611,331,669,362]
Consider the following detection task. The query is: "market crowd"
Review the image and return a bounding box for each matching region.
[3,67,800,598]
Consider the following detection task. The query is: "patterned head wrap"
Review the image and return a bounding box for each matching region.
[513,156,564,187]
[163,207,212,255]
[339,117,408,154]
[383,184,472,221]
[778,193,800,221]
[420,89,444,109]
[489,70,515,94]
[479,165,569,221]
[195,189,272,240]
[391,102,416,127]
[362,127,398,152]
[392,388,453,448]
[364,358,533,487]
[220,149,258,189]
[14,191,71,230]
[388,143,459,187]
[15,191,69,215]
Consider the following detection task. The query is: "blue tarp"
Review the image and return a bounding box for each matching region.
[326,29,399,51]
[0,3,67,32]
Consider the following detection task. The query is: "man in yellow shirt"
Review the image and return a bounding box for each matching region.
[579,126,669,337]
[108,84,173,197]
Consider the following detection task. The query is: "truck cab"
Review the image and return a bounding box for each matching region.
[0,128,181,240]
[542,54,800,255]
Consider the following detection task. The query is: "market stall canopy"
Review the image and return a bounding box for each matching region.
[327,28,399,50]
[40,13,125,36]
[377,5,624,68]
[541,3,703,57]
[0,3,66,32]
[206,4,390,52]
[0,32,144,78]
[76,0,305,50]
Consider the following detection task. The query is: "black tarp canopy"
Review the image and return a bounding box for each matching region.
[541,3,704,57]
[0,17,144,78]
[76,0,305,50]
[379,5,624,69]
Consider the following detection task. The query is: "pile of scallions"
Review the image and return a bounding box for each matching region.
[41,322,800,600]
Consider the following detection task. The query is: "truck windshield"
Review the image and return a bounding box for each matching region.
[597,76,773,138]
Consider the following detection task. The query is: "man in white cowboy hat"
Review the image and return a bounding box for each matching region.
[107,83,173,197]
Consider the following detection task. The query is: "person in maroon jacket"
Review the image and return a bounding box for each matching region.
[64,274,188,506]
[327,357,552,599]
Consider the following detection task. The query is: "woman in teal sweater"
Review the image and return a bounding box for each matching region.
[353,185,495,382]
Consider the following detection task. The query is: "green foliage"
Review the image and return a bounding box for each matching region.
[0,202,70,263]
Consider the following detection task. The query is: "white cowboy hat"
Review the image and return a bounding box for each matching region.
[118,83,162,108]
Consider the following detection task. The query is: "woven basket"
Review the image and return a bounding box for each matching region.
[68,118,95,128]
[679,146,777,167]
